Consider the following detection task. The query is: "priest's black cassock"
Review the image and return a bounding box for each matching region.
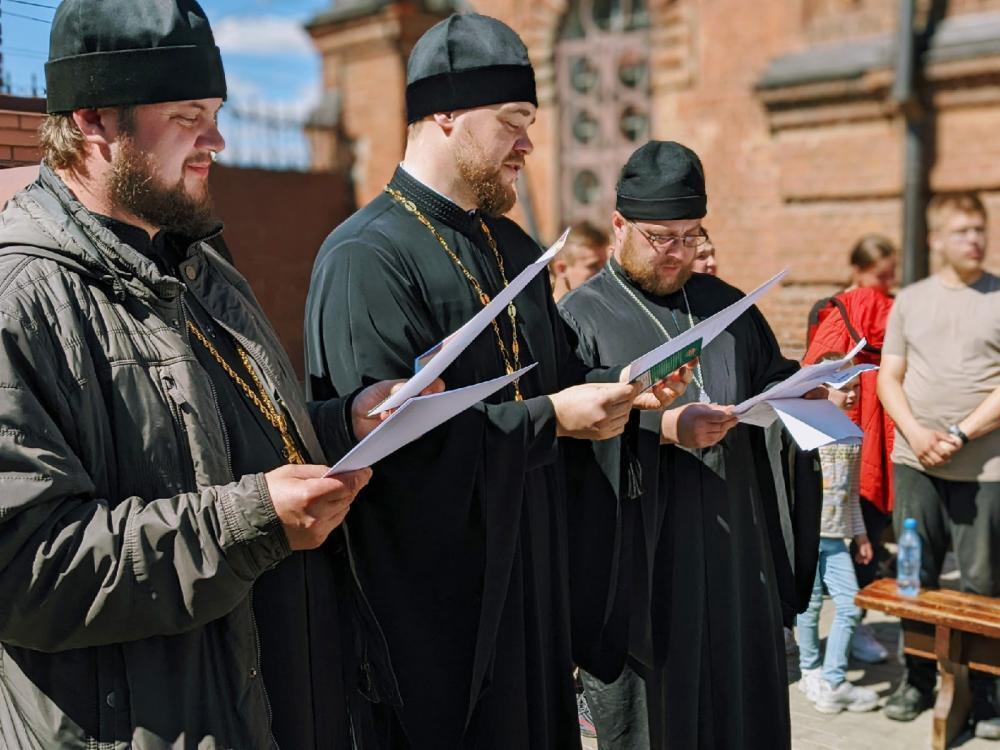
[304,166,624,749]
[559,261,804,750]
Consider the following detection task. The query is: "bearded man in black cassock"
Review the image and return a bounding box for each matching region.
[560,141,821,750]
[303,15,686,749]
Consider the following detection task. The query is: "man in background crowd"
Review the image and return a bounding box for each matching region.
[551,220,610,301]
[877,192,1000,738]
[691,226,718,276]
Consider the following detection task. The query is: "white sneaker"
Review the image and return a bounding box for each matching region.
[850,623,889,663]
[974,717,1000,740]
[784,626,798,656]
[797,668,822,703]
[814,679,879,714]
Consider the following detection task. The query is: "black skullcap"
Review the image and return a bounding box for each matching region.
[405,13,537,124]
[45,0,227,114]
[616,141,707,221]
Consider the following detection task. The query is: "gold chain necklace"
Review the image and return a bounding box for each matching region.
[384,186,523,400]
[186,320,306,464]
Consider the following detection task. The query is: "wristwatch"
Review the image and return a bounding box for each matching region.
[948,424,970,446]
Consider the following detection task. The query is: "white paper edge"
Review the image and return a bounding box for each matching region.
[330,363,537,475]
[623,268,789,382]
[368,229,570,415]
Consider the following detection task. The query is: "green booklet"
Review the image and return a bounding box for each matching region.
[634,338,702,392]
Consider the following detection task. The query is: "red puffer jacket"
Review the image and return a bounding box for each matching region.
[803,287,895,513]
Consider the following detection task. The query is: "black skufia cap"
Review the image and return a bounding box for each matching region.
[405,13,537,124]
[45,0,227,114]
[616,141,707,221]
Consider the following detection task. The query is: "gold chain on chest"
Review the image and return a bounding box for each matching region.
[185,320,306,464]
[384,186,523,401]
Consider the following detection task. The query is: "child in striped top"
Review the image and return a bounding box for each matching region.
[796,369,880,714]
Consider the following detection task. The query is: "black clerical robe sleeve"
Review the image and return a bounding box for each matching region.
[558,302,639,682]
[306,393,360,465]
[761,422,822,625]
[309,238,558,471]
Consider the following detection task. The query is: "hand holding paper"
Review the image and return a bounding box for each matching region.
[630,360,697,411]
[663,402,739,448]
[266,464,371,550]
[551,380,639,440]
[351,377,447,439]
[330,365,537,475]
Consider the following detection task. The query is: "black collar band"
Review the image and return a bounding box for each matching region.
[388,166,482,235]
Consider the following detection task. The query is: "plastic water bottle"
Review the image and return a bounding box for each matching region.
[897,518,922,597]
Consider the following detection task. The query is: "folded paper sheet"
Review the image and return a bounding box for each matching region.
[370,230,570,415]
[770,398,864,451]
[739,398,863,451]
[732,340,873,417]
[330,364,537,475]
[734,344,878,450]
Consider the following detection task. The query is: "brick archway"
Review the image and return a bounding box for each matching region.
[521,0,687,107]
[517,0,696,228]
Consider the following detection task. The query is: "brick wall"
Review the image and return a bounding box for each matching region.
[311,0,1000,355]
[474,0,1000,355]
[308,5,449,209]
[0,96,44,167]
[208,165,355,378]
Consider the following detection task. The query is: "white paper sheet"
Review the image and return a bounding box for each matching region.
[824,363,879,389]
[731,342,876,449]
[329,364,537,475]
[369,229,570,415]
[735,402,780,428]
[732,339,870,417]
[622,269,789,384]
[767,398,863,451]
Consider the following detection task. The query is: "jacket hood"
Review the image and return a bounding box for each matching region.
[0,163,219,302]
[803,286,894,366]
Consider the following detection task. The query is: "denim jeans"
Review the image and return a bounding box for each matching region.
[580,664,650,750]
[797,537,861,687]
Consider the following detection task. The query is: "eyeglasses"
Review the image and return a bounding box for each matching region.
[627,219,708,250]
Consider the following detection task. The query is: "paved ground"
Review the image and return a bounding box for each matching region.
[785,605,992,750]
[581,561,994,749]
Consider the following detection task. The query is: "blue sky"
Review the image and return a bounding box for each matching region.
[4,0,333,166]
[3,0,330,114]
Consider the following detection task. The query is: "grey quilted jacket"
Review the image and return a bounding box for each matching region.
[0,165,381,749]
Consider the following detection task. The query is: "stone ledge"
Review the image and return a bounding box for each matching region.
[758,11,1000,92]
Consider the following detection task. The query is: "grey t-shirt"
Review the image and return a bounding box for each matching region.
[883,272,1000,481]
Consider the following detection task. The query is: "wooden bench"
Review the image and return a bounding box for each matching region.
[855,578,1000,749]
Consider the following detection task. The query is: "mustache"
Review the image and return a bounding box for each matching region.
[185,154,214,168]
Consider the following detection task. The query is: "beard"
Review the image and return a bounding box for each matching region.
[109,135,216,237]
[619,233,694,296]
[454,132,519,217]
